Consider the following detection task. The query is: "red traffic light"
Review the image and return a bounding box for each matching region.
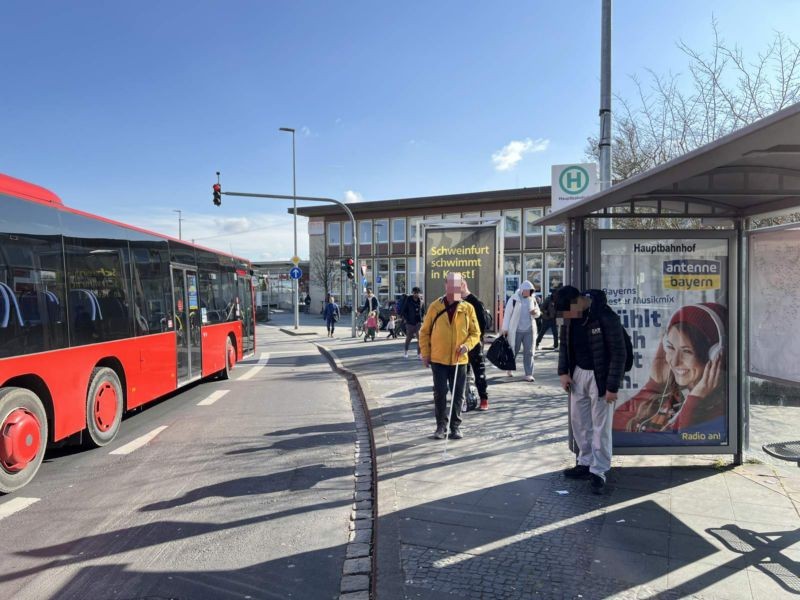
[346,258,354,266]
[212,183,222,206]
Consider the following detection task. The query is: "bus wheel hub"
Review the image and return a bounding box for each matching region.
[1,409,41,472]
[94,384,117,432]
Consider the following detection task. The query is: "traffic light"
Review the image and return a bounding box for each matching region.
[340,259,348,272]
[345,258,355,280]
[213,183,222,206]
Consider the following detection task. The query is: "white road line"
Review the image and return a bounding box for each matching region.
[238,352,270,381]
[197,389,230,406]
[109,426,169,455]
[0,497,40,521]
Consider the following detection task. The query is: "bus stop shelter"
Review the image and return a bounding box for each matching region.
[536,102,800,465]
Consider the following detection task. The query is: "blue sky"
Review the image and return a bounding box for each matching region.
[3,1,799,260]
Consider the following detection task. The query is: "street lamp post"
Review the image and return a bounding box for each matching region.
[279,127,300,330]
[173,209,183,240]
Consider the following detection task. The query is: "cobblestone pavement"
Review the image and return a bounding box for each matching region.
[310,323,800,600]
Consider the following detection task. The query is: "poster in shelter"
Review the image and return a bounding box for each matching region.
[424,226,496,309]
[599,237,731,448]
[748,227,800,383]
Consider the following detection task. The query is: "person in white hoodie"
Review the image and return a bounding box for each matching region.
[501,280,541,382]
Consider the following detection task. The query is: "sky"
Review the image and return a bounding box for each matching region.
[3,1,800,261]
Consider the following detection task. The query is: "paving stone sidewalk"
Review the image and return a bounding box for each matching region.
[314,327,800,600]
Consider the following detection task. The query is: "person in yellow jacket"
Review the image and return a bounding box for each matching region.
[419,272,481,440]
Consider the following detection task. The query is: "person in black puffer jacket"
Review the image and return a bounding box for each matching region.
[556,286,626,495]
[400,287,426,358]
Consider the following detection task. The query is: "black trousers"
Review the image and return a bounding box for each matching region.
[536,319,559,347]
[431,362,465,432]
[468,341,488,399]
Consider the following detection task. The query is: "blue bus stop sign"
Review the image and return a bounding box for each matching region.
[289,266,302,280]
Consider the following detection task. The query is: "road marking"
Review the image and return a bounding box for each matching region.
[0,497,40,521]
[238,352,270,381]
[197,389,230,406]
[109,426,169,455]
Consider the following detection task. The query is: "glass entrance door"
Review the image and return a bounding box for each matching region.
[172,266,202,384]
[238,275,255,356]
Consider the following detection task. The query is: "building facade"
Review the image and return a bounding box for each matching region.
[295,186,564,312]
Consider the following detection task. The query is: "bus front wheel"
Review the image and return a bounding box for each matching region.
[0,387,48,494]
[84,368,123,448]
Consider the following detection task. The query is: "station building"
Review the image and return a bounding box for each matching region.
[294,186,564,311]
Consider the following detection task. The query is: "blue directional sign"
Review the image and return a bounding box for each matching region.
[289,266,302,280]
[376,276,382,284]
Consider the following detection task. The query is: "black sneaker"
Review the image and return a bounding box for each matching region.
[590,474,605,494]
[448,428,463,440]
[563,465,591,479]
[433,428,447,440]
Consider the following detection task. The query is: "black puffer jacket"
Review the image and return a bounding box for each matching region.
[557,289,626,397]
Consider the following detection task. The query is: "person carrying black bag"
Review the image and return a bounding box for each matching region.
[461,278,490,411]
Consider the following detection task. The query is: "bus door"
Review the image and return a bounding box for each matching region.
[171,266,202,385]
[238,273,255,356]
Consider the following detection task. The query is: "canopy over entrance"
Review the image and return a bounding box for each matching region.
[537,102,800,225]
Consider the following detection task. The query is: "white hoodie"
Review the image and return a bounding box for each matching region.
[502,289,541,349]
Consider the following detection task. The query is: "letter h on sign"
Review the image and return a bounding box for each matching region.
[565,171,583,189]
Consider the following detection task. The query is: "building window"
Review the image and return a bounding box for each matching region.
[545,207,566,237]
[376,258,389,303]
[462,212,480,220]
[391,218,406,243]
[444,213,461,221]
[375,219,389,244]
[391,258,406,300]
[407,257,420,294]
[327,222,340,246]
[546,252,565,295]
[524,253,543,293]
[408,218,420,244]
[525,208,543,236]
[343,221,353,245]
[504,254,521,299]
[359,220,372,245]
[504,209,521,237]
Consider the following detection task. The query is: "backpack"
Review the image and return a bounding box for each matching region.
[621,326,634,373]
[396,294,408,317]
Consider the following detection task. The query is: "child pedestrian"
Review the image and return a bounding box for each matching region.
[387,314,398,339]
[364,310,378,342]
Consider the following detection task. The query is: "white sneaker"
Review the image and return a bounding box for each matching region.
[525,375,535,382]
[403,351,408,358]
[507,371,513,377]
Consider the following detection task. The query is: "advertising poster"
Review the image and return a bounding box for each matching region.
[599,237,730,448]
[424,226,496,309]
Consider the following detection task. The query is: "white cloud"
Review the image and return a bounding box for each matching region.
[214,217,251,234]
[344,190,364,203]
[491,137,550,171]
[301,126,312,137]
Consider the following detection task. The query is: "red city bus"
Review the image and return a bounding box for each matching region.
[0,174,256,493]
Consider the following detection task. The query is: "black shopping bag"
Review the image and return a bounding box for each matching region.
[486,335,516,371]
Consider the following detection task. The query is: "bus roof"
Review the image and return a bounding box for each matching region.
[0,173,63,206]
[0,173,251,266]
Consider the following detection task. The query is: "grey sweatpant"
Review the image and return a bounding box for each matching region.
[570,366,614,479]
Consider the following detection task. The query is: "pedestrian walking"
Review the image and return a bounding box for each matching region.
[556,286,626,495]
[419,272,481,440]
[323,295,340,337]
[386,314,399,338]
[461,278,490,411]
[536,287,560,350]
[400,286,425,358]
[364,310,378,341]
[501,280,541,382]
[304,293,312,314]
[361,288,379,315]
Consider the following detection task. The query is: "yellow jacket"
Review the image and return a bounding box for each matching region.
[419,297,481,366]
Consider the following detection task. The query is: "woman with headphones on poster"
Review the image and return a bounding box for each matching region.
[613,303,727,437]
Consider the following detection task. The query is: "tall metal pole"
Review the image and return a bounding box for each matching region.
[280,127,300,330]
[599,0,613,229]
[173,209,183,240]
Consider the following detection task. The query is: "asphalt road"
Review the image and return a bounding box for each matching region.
[0,325,356,600]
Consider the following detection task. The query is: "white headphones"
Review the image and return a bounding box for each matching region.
[662,304,726,362]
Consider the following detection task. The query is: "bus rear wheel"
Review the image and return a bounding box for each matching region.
[219,337,235,380]
[0,387,48,494]
[84,368,123,448]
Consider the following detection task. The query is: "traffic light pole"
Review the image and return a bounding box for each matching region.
[218,189,359,338]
